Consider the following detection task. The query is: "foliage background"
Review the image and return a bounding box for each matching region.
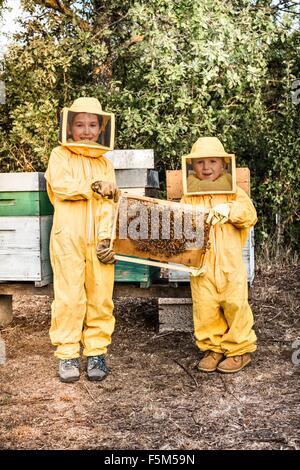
[0,0,299,254]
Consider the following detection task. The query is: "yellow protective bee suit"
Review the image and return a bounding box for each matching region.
[181,186,257,357]
[45,98,117,360]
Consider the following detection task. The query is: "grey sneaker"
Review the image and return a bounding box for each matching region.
[87,355,108,381]
[58,358,80,383]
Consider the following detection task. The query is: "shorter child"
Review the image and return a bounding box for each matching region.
[181,137,257,373]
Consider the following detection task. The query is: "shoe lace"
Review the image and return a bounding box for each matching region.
[204,351,219,359]
[89,355,108,371]
[233,356,241,363]
[63,358,79,368]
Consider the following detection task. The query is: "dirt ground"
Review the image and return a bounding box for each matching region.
[0,262,299,450]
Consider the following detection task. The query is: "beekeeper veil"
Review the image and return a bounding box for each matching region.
[59,97,115,158]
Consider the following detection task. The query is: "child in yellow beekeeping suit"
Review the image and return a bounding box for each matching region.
[45,97,120,383]
[181,137,257,373]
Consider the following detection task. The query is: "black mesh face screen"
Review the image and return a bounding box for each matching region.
[62,111,112,148]
[101,118,111,147]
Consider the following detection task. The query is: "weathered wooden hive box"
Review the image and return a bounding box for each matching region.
[106,149,160,198]
[0,172,53,286]
[106,149,160,287]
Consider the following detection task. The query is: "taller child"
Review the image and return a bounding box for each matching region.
[45,97,119,383]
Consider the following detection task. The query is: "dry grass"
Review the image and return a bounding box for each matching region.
[0,262,299,450]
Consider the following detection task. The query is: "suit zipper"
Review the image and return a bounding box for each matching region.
[87,159,93,243]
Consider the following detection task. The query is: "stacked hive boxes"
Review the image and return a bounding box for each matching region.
[106,149,160,198]
[0,172,53,286]
[106,149,160,287]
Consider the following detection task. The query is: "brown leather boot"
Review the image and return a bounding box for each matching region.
[217,353,251,373]
[198,351,224,372]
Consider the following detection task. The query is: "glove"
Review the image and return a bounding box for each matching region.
[91,181,120,203]
[96,239,115,264]
[206,204,230,226]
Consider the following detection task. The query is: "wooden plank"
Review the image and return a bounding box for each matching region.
[0,282,192,298]
[120,188,160,198]
[105,149,154,169]
[158,297,192,305]
[236,168,251,196]
[0,191,53,216]
[113,283,192,298]
[0,282,53,296]
[169,267,190,282]
[159,297,193,332]
[115,255,206,276]
[115,169,159,188]
[0,172,46,192]
[166,170,182,201]
[166,168,250,200]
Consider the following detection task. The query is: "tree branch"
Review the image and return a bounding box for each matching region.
[34,0,91,31]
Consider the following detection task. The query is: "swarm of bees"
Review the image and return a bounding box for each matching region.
[117,199,210,258]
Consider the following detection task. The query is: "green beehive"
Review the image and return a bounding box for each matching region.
[0,191,53,217]
[114,259,160,288]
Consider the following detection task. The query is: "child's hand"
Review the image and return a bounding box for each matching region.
[96,239,115,264]
[91,181,120,202]
[206,204,230,225]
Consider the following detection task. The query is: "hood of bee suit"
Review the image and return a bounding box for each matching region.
[184,137,231,164]
[59,97,115,158]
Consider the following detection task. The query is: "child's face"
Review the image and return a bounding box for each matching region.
[70,113,101,142]
[192,157,224,181]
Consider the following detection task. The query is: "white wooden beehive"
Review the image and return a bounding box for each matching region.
[0,172,53,286]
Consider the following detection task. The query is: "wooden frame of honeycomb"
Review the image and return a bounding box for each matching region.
[109,195,211,275]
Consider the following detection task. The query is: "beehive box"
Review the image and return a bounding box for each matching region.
[106,149,159,198]
[111,195,210,275]
[0,190,53,217]
[105,149,161,286]
[105,149,154,169]
[166,168,255,285]
[0,172,53,287]
[114,259,160,288]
